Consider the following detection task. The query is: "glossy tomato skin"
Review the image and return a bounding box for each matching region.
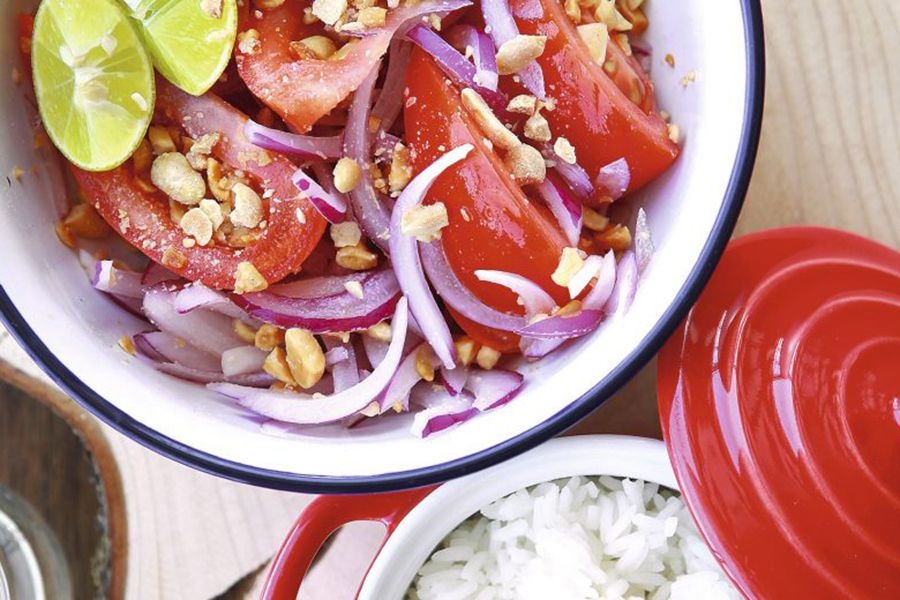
[73,79,326,290]
[405,49,569,351]
[508,0,678,196]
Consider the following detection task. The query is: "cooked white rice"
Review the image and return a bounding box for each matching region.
[408,477,739,600]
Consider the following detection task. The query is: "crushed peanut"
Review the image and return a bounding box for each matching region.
[504,144,546,186]
[583,207,610,231]
[133,139,153,173]
[118,335,136,356]
[552,247,587,287]
[333,157,362,193]
[461,88,520,152]
[185,132,220,170]
[524,112,552,142]
[476,345,501,370]
[665,53,675,68]
[401,202,449,243]
[311,0,347,26]
[292,35,337,60]
[180,208,214,246]
[365,321,392,342]
[199,198,225,229]
[255,324,285,351]
[330,221,362,248]
[357,6,386,28]
[667,123,682,145]
[55,222,76,248]
[577,23,609,64]
[388,143,413,194]
[344,280,364,299]
[234,261,268,294]
[207,158,233,203]
[151,153,206,205]
[284,328,326,389]
[162,246,188,270]
[336,242,378,270]
[148,126,177,155]
[415,346,435,382]
[595,0,633,31]
[237,29,261,55]
[507,94,539,115]
[264,347,297,386]
[233,319,258,344]
[553,136,578,165]
[230,183,264,228]
[454,336,480,367]
[63,203,109,239]
[496,35,547,75]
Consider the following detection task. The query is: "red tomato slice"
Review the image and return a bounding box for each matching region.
[235,0,455,133]
[405,49,570,351]
[508,0,678,197]
[73,79,326,290]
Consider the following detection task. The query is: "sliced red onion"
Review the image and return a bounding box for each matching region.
[536,177,583,246]
[373,131,401,163]
[420,241,527,333]
[292,168,348,223]
[466,368,525,411]
[634,208,654,274]
[518,309,605,340]
[631,40,653,74]
[143,287,244,356]
[605,250,637,316]
[233,269,400,333]
[133,330,222,371]
[78,249,97,279]
[342,0,472,38]
[324,338,360,393]
[481,0,546,99]
[447,25,499,91]
[595,158,631,201]
[473,270,554,318]
[208,297,409,425]
[382,343,438,413]
[362,335,390,369]
[371,40,411,134]
[141,262,179,286]
[324,346,350,366]
[390,144,474,369]
[151,360,274,387]
[552,159,594,201]
[583,251,617,310]
[567,255,604,299]
[345,62,392,252]
[221,346,267,377]
[406,24,506,109]
[173,283,230,313]
[244,120,342,160]
[519,336,563,359]
[441,364,469,396]
[412,397,478,438]
[93,261,144,298]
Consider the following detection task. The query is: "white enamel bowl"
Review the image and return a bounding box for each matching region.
[0,1,764,491]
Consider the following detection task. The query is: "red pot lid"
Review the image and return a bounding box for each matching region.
[657,226,900,597]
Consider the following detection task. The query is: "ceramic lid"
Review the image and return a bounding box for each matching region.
[657,226,900,597]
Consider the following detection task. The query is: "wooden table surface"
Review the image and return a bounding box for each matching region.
[1,0,897,598]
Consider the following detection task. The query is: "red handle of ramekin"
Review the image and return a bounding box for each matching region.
[261,486,437,599]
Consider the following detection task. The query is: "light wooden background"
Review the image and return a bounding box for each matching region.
[0,0,897,598]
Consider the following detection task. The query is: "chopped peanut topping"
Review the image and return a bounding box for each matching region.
[496,35,547,75]
[185,132,220,170]
[180,207,214,246]
[285,328,326,389]
[454,336,480,367]
[583,207,610,231]
[119,335,137,356]
[330,221,362,248]
[64,203,109,239]
[234,319,258,344]
[554,299,583,318]
[415,346,435,382]
[199,198,225,229]
[148,126,176,155]
[401,202,449,243]
[237,29,261,55]
[595,0,633,31]
[524,112,552,142]
[162,246,188,270]
[311,0,347,26]
[388,143,413,194]
[577,23,609,64]
[564,0,581,21]
[667,123,682,145]
[151,153,206,205]
[476,345,501,370]
[293,35,337,60]
[255,324,285,351]
[596,223,633,252]
[133,139,153,173]
[55,222,76,248]
[206,158,233,203]
[230,183,264,228]
[264,347,297,386]
[553,137,578,165]
[344,280,364,299]
[357,6,386,28]
[504,144,546,186]
[234,261,268,294]
[200,0,223,18]
[336,242,378,271]
[552,247,587,287]
[507,94,538,115]
[461,88,520,152]
[365,321,392,342]
[333,157,362,193]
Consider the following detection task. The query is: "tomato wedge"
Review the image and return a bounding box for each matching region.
[508,0,678,197]
[405,48,569,351]
[73,79,326,290]
[235,0,463,133]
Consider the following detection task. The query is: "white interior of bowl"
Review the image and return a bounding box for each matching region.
[359,436,677,599]
[0,0,750,479]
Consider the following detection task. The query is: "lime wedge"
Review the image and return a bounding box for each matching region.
[32,0,155,171]
[126,0,237,96]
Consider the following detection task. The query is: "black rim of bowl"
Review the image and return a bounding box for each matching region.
[0,0,766,494]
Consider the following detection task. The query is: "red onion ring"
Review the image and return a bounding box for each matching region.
[371,40,412,134]
[133,330,222,371]
[382,342,439,413]
[292,168,348,224]
[606,250,638,316]
[233,269,401,333]
[412,397,478,438]
[221,345,267,377]
[265,271,370,300]
[143,287,244,356]
[243,120,342,160]
[362,335,390,369]
[93,260,144,298]
[567,255,604,299]
[466,368,525,411]
[595,158,631,201]
[542,145,594,201]
[441,365,469,396]
[481,0,546,99]
[634,208,654,274]
[473,270,554,317]
[583,251,617,309]
[323,338,360,393]
[209,297,409,425]
[141,262,179,286]
[390,144,474,369]
[536,177,583,246]
[446,25,500,92]
[518,309,605,340]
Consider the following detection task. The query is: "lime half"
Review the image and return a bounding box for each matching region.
[126,0,237,96]
[32,0,155,171]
